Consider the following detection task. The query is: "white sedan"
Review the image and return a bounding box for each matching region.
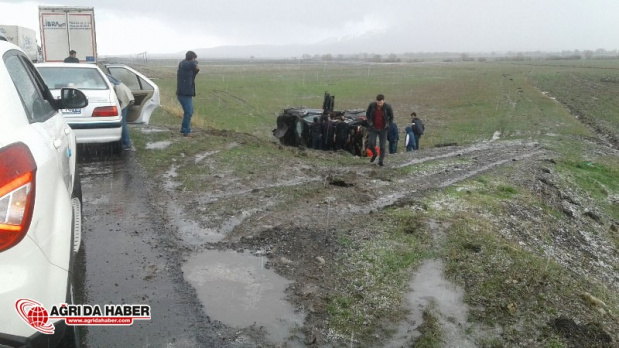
[36,62,123,145]
[35,62,160,147]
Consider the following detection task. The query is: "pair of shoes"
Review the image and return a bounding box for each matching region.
[378,162,384,166]
[123,145,136,152]
[182,133,193,138]
[370,154,377,163]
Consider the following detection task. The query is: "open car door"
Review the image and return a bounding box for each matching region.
[103,64,160,124]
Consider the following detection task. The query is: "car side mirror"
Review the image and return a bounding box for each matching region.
[60,88,88,109]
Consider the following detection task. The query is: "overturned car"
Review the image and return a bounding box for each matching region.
[273,93,370,156]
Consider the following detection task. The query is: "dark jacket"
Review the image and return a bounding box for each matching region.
[176,59,199,96]
[412,117,425,136]
[387,122,399,142]
[366,102,394,130]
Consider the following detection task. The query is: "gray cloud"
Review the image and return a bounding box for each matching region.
[2,0,618,55]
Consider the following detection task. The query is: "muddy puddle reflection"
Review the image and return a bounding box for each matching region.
[182,250,305,345]
[385,259,475,348]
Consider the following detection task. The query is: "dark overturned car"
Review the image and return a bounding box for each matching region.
[272,92,370,156]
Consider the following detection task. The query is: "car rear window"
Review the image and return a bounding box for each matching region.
[38,67,108,90]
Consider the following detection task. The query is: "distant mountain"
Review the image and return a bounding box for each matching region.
[151,31,408,59]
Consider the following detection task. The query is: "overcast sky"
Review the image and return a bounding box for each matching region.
[1,0,618,56]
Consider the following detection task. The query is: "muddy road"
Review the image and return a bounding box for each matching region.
[74,146,266,347]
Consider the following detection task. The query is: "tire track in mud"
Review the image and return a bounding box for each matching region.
[198,139,547,242]
[348,141,545,215]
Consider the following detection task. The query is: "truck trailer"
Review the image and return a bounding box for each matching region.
[0,25,39,61]
[39,6,97,63]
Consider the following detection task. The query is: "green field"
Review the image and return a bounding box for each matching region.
[145,59,617,148]
[132,58,619,347]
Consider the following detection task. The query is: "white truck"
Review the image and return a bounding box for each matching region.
[39,6,97,63]
[0,25,39,61]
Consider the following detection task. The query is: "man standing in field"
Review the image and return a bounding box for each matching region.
[411,112,425,150]
[366,94,394,166]
[177,51,200,137]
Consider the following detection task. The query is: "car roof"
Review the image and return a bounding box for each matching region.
[35,62,100,68]
[0,39,21,55]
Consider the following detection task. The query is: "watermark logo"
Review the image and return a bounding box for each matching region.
[15,299,55,334]
[15,299,151,334]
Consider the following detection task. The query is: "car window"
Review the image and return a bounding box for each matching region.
[108,67,154,91]
[4,51,56,123]
[38,67,108,90]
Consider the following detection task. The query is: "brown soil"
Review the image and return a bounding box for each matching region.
[145,125,617,346]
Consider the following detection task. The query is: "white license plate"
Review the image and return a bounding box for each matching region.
[62,109,81,115]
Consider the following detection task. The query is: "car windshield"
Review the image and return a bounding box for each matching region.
[38,67,108,90]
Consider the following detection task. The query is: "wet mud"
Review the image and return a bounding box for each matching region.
[75,145,267,347]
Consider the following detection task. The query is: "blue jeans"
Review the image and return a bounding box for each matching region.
[368,128,388,163]
[177,95,194,135]
[121,106,131,148]
[389,140,398,154]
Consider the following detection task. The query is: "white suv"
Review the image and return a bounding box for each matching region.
[0,38,87,346]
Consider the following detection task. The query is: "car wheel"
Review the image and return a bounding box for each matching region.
[65,170,84,347]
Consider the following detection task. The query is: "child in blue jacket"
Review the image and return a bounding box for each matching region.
[405,125,416,152]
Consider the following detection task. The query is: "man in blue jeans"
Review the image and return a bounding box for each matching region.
[366,94,394,166]
[176,51,200,137]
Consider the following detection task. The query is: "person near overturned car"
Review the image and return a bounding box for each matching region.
[411,112,425,150]
[311,116,322,150]
[63,50,79,63]
[176,50,200,137]
[321,114,335,151]
[366,94,394,166]
[387,121,399,154]
[334,114,350,151]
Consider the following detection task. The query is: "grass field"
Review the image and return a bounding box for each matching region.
[132,58,619,347]
[147,60,606,145]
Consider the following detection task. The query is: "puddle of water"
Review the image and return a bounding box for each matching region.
[384,259,475,348]
[163,165,181,191]
[183,250,305,344]
[145,141,172,150]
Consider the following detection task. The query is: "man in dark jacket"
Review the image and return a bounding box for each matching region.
[177,51,200,137]
[334,114,349,151]
[63,50,79,63]
[321,115,335,151]
[411,112,424,150]
[366,94,394,166]
[311,117,322,150]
